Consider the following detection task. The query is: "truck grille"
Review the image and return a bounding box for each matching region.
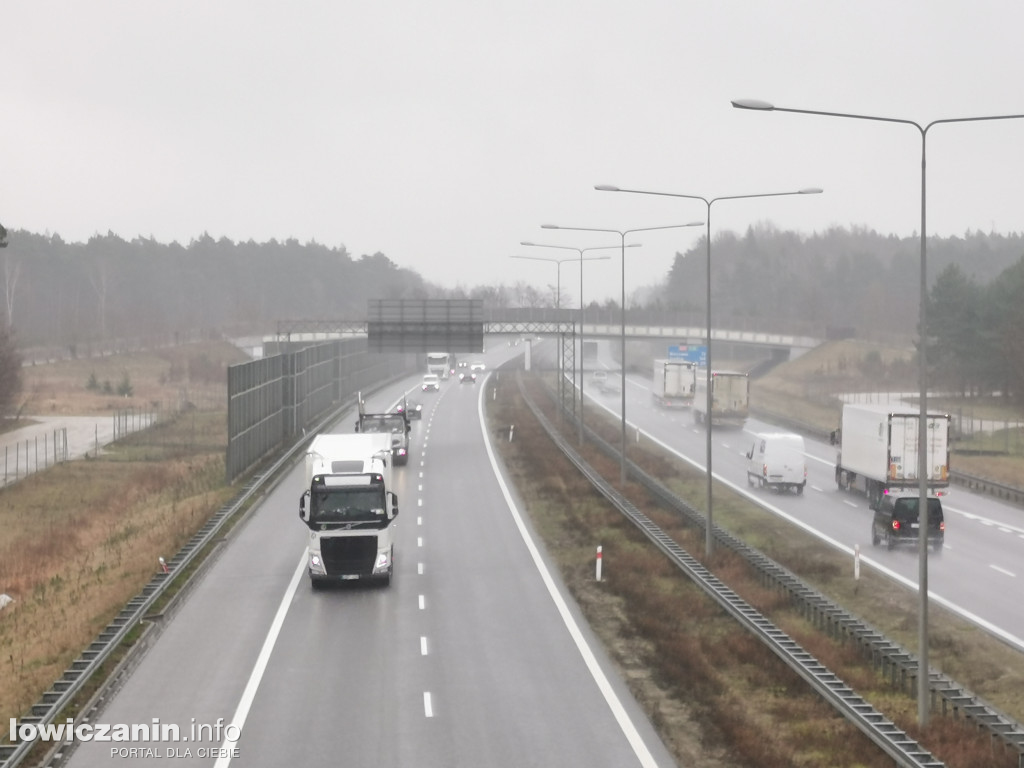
[320,535,379,576]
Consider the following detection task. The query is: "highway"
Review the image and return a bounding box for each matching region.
[63,348,677,768]
[581,354,1024,650]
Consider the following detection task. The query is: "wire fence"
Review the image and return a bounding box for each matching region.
[1,407,164,489]
[1,429,68,487]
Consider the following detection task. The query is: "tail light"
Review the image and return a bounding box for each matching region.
[891,520,901,531]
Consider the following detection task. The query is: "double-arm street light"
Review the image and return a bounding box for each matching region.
[540,221,704,485]
[732,96,1024,726]
[517,243,621,444]
[596,185,821,558]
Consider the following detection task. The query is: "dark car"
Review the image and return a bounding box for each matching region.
[458,371,477,384]
[395,400,422,420]
[871,494,944,554]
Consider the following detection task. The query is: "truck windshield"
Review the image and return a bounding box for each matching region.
[311,488,387,524]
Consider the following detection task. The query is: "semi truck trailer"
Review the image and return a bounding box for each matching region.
[830,403,951,507]
[692,370,749,428]
[651,358,697,408]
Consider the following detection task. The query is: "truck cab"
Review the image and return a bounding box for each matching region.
[299,433,400,588]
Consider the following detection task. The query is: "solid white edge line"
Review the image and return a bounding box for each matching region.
[476,385,662,768]
[213,553,306,768]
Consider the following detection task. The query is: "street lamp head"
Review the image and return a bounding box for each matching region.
[799,188,823,195]
[541,224,560,229]
[594,184,621,192]
[520,241,537,246]
[731,99,775,111]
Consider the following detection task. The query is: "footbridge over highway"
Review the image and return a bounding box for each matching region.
[271,309,821,418]
[272,317,821,355]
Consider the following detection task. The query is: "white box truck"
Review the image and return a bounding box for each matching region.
[693,370,749,427]
[830,403,951,507]
[746,432,807,494]
[298,433,399,588]
[652,359,697,408]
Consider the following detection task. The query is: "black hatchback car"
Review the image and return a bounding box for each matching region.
[871,495,945,554]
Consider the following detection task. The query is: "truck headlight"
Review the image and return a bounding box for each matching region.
[309,554,326,574]
[373,551,390,573]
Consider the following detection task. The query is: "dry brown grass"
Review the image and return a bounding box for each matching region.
[489,371,1023,768]
[0,342,245,729]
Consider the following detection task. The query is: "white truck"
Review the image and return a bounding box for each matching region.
[692,370,749,427]
[651,359,697,408]
[298,433,400,588]
[426,351,454,379]
[829,403,951,507]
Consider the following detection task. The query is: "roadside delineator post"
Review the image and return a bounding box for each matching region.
[159,557,169,574]
[508,425,515,442]
[854,544,861,581]
[596,545,602,582]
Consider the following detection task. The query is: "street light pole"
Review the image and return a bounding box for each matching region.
[509,253,573,411]
[596,184,820,558]
[541,221,703,485]
[519,243,619,444]
[732,97,1024,726]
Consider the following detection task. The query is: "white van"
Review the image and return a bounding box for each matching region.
[746,432,807,494]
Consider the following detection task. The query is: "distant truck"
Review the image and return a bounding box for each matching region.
[299,433,400,588]
[426,351,455,379]
[354,395,411,466]
[830,403,951,507]
[692,370,749,427]
[746,432,807,494]
[652,358,697,408]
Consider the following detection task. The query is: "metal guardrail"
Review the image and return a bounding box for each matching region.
[518,373,1024,767]
[951,471,1024,507]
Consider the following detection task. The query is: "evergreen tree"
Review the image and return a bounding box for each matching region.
[0,322,22,415]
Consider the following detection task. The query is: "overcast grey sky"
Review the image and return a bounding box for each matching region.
[4,1,1024,303]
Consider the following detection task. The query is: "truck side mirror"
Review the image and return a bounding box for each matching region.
[829,430,837,446]
[389,491,400,519]
[299,491,309,522]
